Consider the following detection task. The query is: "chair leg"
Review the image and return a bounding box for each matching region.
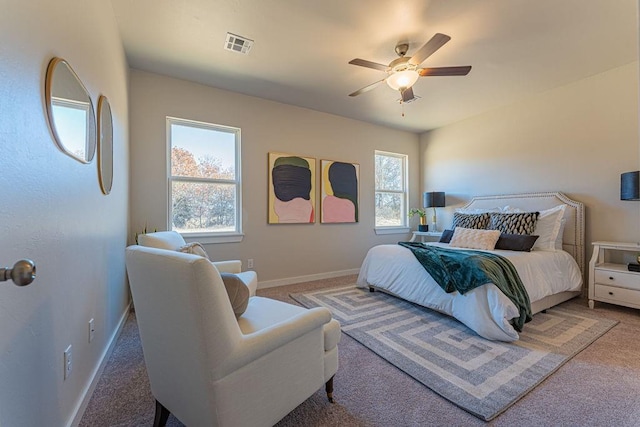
[153,400,170,427]
[325,376,335,403]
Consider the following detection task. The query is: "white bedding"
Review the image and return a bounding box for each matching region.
[356,242,583,341]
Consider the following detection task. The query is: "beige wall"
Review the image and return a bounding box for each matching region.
[0,1,129,425]
[129,70,420,284]
[420,61,640,251]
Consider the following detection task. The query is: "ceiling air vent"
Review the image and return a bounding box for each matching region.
[224,33,254,55]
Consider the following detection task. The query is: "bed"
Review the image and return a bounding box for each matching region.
[356,192,585,341]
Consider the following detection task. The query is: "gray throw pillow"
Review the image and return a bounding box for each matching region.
[439,229,454,243]
[495,233,539,252]
[220,273,250,318]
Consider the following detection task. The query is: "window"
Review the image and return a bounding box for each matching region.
[374,150,408,231]
[52,98,92,159]
[168,117,242,242]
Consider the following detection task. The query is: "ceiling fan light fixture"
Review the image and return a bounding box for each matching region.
[348,33,469,100]
[386,69,419,91]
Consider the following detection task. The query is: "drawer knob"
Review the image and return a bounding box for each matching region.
[609,291,614,296]
[609,277,614,280]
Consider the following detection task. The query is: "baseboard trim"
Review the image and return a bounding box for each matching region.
[257,268,360,289]
[68,301,132,427]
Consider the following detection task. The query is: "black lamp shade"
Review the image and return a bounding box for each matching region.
[423,191,445,208]
[621,171,640,201]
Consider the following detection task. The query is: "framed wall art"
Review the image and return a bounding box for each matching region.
[320,159,359,223]
[268,152,316,224]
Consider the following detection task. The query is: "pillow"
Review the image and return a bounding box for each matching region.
[488,212,539,235]
[451,212,491,230]
[449,227,501,250]
[495,233,539,252]
[441,228,537,252]
[555,218,566,250]
[455,207,502,214]
[532,204,566,251]
[178,242,210,260]
[220,273,250,318]
[439,229,454,243]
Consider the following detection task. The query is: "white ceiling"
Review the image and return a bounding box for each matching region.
[110,0,638,134]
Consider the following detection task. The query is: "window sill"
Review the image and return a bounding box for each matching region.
[182,233,244,244]
[374,227,410,235]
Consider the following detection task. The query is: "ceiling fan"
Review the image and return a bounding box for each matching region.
[348,33,471,102]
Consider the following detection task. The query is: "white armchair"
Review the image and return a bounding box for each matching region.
[125,245,341,427]
[137,231,258,296]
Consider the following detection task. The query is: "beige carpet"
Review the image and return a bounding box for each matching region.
[79,274,640,426]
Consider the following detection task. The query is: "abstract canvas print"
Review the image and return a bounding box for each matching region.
[320,160,359,223]
[268,152,316,224]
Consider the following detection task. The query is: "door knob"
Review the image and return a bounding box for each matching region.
[1,259,36,286]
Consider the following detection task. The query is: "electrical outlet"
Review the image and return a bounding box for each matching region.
[89,318,95,343]
[247,259,254,268]
[64,345,72,380]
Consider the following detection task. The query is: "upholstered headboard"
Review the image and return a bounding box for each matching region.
[461,192,585,276]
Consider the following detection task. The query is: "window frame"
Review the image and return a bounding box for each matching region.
[166,116,243,244]
[374,150,410,234]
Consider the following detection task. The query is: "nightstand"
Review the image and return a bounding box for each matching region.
[588,241,640,310]
[409,231,443,243]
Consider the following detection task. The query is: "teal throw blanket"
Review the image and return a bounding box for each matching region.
[398,242,532,331]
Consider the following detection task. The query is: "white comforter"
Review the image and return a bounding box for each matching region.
[356,242,583,341]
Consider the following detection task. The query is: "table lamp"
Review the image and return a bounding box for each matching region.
[621,171,640,201]
[423,192,445,232]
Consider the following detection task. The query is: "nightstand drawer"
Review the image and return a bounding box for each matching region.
[594,269,640,291]
[595,284,640,306]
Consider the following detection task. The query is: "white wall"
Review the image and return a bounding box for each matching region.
[129,70,420,283]
[420,61,640,250]
[0,1,129,426]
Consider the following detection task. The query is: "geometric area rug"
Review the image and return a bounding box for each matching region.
[290,285,618,421]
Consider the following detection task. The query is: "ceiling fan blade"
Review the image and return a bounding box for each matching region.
[408,33,451,66]
[401,87,415,102]
[419,65,472,77]
[348,58,389,72]
[349,79,386,97]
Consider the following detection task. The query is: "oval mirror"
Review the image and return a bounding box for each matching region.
[44,57,96,163]
[97,95,113,194]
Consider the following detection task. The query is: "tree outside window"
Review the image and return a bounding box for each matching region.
[374,151,408,228]
[168,118,241,236]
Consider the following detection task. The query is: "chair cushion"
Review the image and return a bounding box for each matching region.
[238,297,340,351]
[238,297,306,334]
[220,273,250,317]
